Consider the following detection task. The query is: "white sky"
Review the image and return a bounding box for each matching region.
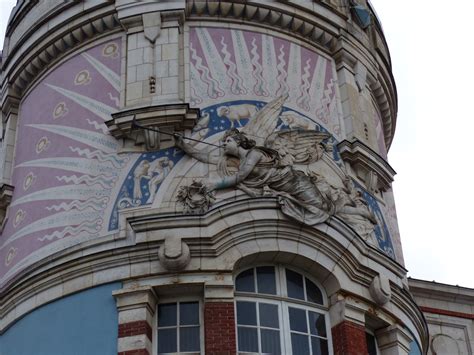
[0,1,472,288]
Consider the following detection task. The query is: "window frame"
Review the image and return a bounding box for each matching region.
[234,265,333,355]
[154,295,204,355]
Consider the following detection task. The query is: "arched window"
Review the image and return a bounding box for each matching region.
[235,265,331,355]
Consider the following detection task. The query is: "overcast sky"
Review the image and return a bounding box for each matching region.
[1,1,472,288]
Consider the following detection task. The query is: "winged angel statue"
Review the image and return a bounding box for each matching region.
[176,96,378,241]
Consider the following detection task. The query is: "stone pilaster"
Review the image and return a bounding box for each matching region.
[113,286,158,355]
[329,296,368,355]
[376,324,413,355]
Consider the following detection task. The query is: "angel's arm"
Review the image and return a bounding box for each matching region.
[175,135,219,165]
[210,150,263,190]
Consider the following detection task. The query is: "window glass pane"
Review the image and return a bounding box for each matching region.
[158,303,177,327]
[286,269,305,300]
[308,311,327,337]
[238,326,259,352]
[259,303,279,329]
[237,301,257,325]
[180,326,200,352]
[289,307,308,333]
[158,328,177,353]
[366,332,377,355]
[180,302,199,325]
[311,337,329,355]
[236,268,255,292]
[306,278,323,304]
[291,333,310,355]
[261,328,281,354]
[256,266,277,295]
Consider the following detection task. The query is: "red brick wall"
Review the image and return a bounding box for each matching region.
[118,350,149,355]
[117,320,152,355]
[118,320,153,340]
[204,302,236,355]
[331,320,368,355]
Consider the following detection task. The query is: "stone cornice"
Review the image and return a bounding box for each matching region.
[107,104,200,151]
[186,1,340,52]
[0,197,413,331]
[0,183,14,227]
[338,139,396,192]
[408,278,474,305]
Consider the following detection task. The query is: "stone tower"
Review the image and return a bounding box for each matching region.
[0,1,427,354]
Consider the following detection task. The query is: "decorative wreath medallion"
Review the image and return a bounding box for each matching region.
[176,181,215,214]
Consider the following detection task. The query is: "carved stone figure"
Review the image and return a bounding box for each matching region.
[176,96,379,239]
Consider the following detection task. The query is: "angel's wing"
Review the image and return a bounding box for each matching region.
[265,129,331,166]
[241,95,287,145]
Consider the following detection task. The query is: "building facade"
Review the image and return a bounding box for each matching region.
[0,1,430,354]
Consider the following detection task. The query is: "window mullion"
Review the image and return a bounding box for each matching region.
[177,302,181,353]
[256,301,262,353]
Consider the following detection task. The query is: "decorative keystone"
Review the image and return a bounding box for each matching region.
[158,236,191,271]
[369,274,391,306]
[106,104,200,151]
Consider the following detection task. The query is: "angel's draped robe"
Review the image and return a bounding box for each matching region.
[234,147,331,225]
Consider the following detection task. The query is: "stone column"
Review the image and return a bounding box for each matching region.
[203,280,236,355]
[113,286,158,355]
[329,297,368,355]
[376,324,413,355]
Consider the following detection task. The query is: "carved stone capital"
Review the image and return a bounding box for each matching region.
[107,104,199,151]
[338,139,396,193]
[1,93,20,118]
[158,236,191,272]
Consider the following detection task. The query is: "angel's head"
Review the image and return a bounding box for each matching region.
[221,129,255,155]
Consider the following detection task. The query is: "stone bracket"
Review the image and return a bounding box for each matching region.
[0,184,14,228]
[338,139,396,193]
[106,103,200,151]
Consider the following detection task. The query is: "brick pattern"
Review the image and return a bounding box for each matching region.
[118,320,153,341]
[204,302,236,355]
[118,350,149,355]
[331,320,368,355]
[420,306,474,320]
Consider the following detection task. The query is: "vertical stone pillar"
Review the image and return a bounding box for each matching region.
[113,286,158,355]
[203,281,236,355]
[0,95,20,184]
[376,324,413,355]
[329,297,368,355]
[117,3,185,108]
[0,94,19,226]
[335,46,379,153]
